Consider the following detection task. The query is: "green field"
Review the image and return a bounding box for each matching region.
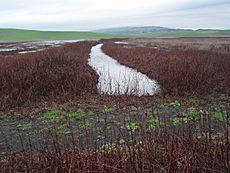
[0,28,129,42]
[0,28,230,42]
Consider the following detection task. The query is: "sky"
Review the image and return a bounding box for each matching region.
[0,0,229,31]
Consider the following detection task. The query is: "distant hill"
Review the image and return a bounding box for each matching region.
[137,30,230,37]
[94,26,192,34]
[94,26,230,36]
[0,28,128,42]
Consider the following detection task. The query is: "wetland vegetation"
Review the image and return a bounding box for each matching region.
[0,38,229,172]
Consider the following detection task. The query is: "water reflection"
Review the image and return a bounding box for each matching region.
[88,44,159,96]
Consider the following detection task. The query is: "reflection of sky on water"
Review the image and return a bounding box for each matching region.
[88,44,160,96]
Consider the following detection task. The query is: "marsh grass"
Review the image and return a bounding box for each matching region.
[102,43,230,97]
[0,41,99,110]
[0,39,229,172]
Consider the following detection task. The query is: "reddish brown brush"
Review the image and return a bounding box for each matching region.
[102,43,230,97]
[0,41,99,110]
[0,98,229,172]
[1,131,229,172]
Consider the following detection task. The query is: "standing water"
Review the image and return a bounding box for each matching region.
[88,44,159,96]
[0,40,81,54]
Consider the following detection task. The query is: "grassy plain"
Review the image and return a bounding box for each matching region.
[0,29,129,42]
[1,28,230,42]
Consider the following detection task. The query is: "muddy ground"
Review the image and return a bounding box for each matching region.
[1,97,229,155]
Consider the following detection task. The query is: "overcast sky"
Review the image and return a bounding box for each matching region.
[0,0,229,31]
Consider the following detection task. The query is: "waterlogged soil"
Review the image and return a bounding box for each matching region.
[0,40,81,55]
[0,108,129,153]
[114,41,163,49]
[0,98,229,154]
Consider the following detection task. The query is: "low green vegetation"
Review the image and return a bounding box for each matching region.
[40,109,67,123]
[17,123,33,131]
[129,105,139,113]
[170,100,181,109]
[126,122,139,134]
[147,118,160,129]
[102,107,115,114]
[212,108,228,123]
[71,108,87,120]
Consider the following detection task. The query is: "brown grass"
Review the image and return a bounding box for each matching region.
[0,41,99,110]
[102,43,230,97]
[0,39,229,172]
[128,37,230,54]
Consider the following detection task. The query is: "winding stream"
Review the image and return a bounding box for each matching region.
[88,44,159,96]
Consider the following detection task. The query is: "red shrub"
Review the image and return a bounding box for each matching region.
[0,41,99,110]
[102,43,230,97]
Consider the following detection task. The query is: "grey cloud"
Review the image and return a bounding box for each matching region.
[0,0,229,30]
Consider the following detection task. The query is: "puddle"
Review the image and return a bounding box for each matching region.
[115,41,160,49]
[19,49,46,54]
[88,44,159,96]
[114,41,129,45]
[0,40,81,54]
[0,48,17,52]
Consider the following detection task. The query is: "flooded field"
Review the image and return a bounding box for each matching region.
[0,40,81,54]
[88,44,159,96]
